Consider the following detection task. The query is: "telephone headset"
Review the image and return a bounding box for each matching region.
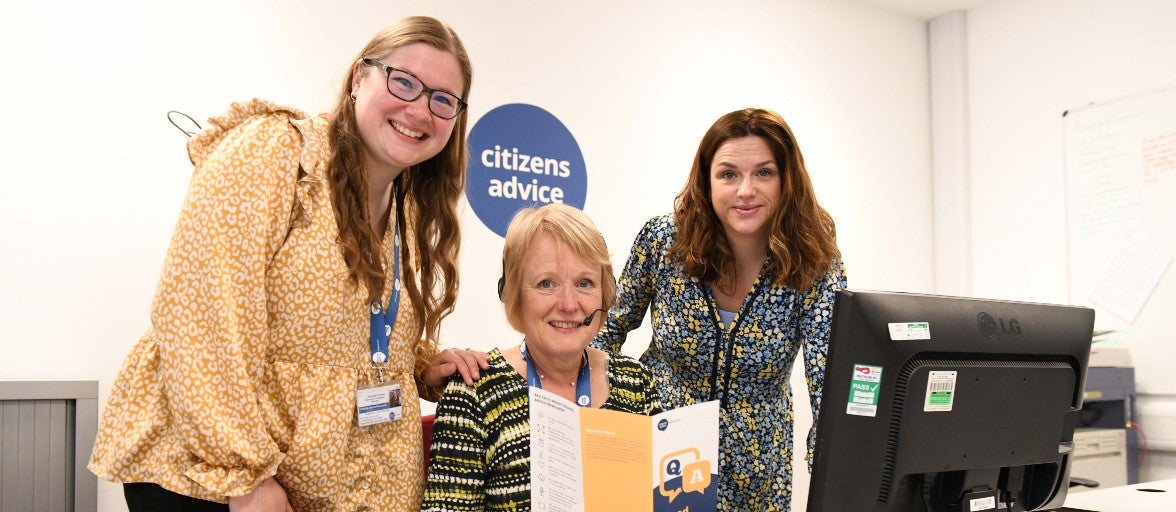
[497,259,604,327]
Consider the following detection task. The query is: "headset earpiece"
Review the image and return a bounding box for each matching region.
[497,259,506,302]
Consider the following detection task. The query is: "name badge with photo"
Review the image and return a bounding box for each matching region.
[356,382,403,427]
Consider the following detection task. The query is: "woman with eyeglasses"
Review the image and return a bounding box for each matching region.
[593,108,848,511]
[88,16,488,512]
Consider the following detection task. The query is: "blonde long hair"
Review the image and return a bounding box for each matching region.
[327,16,472,350]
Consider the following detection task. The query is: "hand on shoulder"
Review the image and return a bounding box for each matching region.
[422,348,490,388]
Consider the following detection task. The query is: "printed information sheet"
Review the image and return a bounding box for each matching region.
[530,387,720,512]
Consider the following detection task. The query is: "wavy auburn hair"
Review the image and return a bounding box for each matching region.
[669,108,840,291]
[327,16,472,349]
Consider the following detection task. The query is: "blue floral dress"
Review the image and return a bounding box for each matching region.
[593,214,847,511]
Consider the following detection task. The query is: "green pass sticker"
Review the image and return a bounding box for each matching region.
[847,364,883,417]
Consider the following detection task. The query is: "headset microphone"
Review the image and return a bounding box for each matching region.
[581,308,605,327]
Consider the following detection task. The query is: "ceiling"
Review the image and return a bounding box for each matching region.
[851,0,992,20]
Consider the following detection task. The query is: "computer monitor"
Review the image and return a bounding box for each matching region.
[807,290,1095,512]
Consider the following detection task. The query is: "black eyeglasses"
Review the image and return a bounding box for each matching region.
[362,58,467,120]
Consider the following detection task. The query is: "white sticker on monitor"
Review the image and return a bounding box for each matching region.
[888,322,931,340]
[969,495,996,510]
[924,371,957,412]
[847,364,883,417]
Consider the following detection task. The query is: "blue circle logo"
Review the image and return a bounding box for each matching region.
[657,419,669,431]
[466,104,587,237]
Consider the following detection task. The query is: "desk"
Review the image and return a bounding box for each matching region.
[1060,478,1176,512]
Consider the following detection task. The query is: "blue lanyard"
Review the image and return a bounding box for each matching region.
[369,216,401,364]
[520,340,592,407]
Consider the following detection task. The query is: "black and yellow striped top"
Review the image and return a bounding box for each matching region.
[422,348,661,511]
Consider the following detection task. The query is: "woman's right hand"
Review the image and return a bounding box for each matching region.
[228,477,293,512]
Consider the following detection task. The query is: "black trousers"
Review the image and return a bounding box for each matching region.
[123,482,228,512]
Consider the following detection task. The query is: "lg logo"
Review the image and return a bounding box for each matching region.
[977,312,1022,339]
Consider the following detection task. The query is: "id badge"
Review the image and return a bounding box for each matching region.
[356,382,403,427]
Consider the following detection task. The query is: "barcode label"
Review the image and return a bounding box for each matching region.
[969,495,996,510]
[929,381,953,392]
[924,371,957,412]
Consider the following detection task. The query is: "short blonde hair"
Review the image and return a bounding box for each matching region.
[499,203,616,333]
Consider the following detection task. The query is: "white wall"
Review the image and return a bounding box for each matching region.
[0,1,930,510]
[958,0,1176,482]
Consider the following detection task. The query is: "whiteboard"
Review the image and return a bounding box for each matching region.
[1064,86,1176,392]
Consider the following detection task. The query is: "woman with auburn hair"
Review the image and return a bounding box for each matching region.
[594,108,848,511]
[89,16,487,511]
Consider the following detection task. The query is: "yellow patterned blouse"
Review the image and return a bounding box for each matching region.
[88,99,434,510]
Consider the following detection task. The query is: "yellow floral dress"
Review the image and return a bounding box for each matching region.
[88,99,433,510]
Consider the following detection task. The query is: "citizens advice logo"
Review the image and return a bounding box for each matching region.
[465,103,587,237]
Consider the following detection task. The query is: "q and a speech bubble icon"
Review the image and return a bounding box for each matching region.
[681,459,712,494]
[659,448,712,503]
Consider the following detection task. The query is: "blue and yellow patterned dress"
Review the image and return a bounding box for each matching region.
[593,214,847,511]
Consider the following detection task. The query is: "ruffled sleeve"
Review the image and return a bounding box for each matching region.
[157,99,310,497]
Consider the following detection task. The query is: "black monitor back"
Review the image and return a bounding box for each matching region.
[807,290,1094,511]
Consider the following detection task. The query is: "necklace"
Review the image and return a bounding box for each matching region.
[536,350,589,387]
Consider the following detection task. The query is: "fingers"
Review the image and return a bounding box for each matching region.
[420,362,458,389]
[444,350,480,386]
[455,348,490,372]
[473,349,491,370]
[428,348,489,386]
